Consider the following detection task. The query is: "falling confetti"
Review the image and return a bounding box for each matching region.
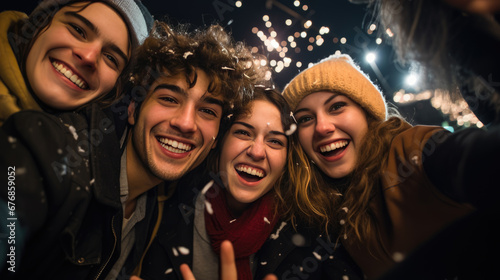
[164,268,173,274]
[67,125,78,140]
[260,261,267,265]
[292,233,305,246]
[201,180,214,195]
[313,251,322,260]
[229,219,237,223]
[264,217,271,224]
[393,252,405,262]
[178,246,190,255]
[172,247,179,257]
[183,51,193,59]
[7,136,16,143]
[339,219,345,225]
[285,123,297,136]
[205,200,213,215]
[270,221,287,239]
[222,66,235,70]
[342,207,349,213]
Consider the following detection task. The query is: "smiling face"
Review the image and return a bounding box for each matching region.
[25,2,130,110]
[127,69,223,183]
[219,99,288,214]
[294,91,368,179]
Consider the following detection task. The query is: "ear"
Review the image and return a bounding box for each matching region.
[128,101,136,126]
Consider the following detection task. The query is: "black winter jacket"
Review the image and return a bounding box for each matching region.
[133,173,363,280]
[0,105,124,279]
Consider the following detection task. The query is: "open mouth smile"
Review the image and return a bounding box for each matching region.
[157,137,193,154]
[319,140,349,157]
[235,164,266,182]
[51,60,89,89]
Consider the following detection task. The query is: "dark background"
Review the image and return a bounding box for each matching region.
[1,0,455,127]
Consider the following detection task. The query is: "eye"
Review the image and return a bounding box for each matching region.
[104,53,119,67]
[69,23,86,38]
[234,129,251,137]
[329,102,347,112]
[159,96,177,104]
[268,138,286,148]
[200,108,218,117]
[296,115,313,125]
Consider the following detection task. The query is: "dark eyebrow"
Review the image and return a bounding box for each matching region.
[201,92,223,108]
[153,85,224,108]
[294,93,340,115]
[153,84,187,95]
[65,11,129,64]
[233,121,286,137]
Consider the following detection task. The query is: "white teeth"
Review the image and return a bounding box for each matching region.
[235,165,264,178]
[157,137,192,153]
[51,61,87,89]
[320,140,348,153]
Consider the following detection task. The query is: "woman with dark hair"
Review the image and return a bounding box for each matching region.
[0,0,153,123]
[281,53,500,279]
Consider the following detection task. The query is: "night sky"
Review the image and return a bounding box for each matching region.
[1,0,455,127]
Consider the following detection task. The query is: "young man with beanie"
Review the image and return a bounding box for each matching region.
[0,19,263,280]
[0,0,154,124]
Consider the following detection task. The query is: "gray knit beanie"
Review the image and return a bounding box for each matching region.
[29,0,153,47]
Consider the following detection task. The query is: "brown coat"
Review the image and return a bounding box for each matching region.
[344,125,474,279]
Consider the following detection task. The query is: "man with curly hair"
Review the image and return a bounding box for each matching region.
[0,21,266,279]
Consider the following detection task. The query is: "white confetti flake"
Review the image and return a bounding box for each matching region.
[164,268,173,274]
[342,275,349,280]
[313,251,322,260]
[292,233,305,246]
[264,217,271,224]
[172,247,179,257]
[205,200,213,215]
[78,146,85,153]
[340,219,345,225]
[183,51,193,59]
[285,123,297,136]
[270,222,287,240]
[90,178,95,185]
[7,136,16,143]
[329,255,334,259]
[229,219,237,223]
[221,66,235,70]
[411,155,419,164]
[68,125,78,140]
[260,261,267,265]
[16,167,26,175]
[342,207,349,213]
[201,180,214,195]
[393,252,405,262]
[178,246,190,255]
[57,148,63,154]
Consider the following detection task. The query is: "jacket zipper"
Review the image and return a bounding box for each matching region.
[94,215,117,280]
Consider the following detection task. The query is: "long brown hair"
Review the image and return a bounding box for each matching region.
[279,106,411,256]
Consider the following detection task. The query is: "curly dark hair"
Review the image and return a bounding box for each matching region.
[124,21,271,119]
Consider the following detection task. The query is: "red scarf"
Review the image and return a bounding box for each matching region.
[204,183,278,280]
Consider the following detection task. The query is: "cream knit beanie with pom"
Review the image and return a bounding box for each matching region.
[282,54,387,121]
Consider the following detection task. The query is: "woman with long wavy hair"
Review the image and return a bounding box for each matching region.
[278,54,492,279]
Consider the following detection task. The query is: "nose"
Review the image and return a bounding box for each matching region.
[74,43,100,70]
[170,104,197,134]
[246,138,266,161]
[315,112,335,136]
